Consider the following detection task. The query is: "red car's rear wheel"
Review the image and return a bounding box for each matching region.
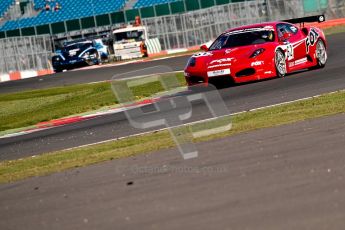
[315,39,327,68]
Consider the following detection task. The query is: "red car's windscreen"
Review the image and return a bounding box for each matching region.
[209,29,275,51]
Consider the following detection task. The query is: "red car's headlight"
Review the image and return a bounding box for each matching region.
[250,48,265,58]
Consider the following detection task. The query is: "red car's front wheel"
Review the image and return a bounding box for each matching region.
[275,49,287,78]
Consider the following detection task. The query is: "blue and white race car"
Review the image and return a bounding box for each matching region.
[52,39,108,72]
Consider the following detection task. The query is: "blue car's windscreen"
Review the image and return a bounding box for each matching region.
[61,42,93,57]
[64,42,92,50]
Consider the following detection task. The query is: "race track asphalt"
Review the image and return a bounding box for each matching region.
[0,56,188,94]
[1,113,345,230]
[1,32,345,160]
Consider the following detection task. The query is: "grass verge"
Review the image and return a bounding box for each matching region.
[0,72,186,132]
[324,25,345,35]
[1,90,345,183]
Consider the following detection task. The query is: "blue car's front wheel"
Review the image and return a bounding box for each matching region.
[86,51,100,66]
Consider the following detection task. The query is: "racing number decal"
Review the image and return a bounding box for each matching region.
[286,43,294,61]
[306,28,319,53]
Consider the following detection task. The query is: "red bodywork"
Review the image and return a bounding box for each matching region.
[184,21,327,86]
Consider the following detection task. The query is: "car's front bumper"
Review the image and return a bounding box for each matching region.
[53,55,101,71]
[185,57,276,85]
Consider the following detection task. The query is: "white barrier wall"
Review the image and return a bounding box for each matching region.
[146,38,162,55]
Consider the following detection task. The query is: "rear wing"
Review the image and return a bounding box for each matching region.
[283,15,325,27]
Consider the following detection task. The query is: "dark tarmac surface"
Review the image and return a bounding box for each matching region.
[0,56,188,94]
[1,113,345,230]
[1,33,345,160]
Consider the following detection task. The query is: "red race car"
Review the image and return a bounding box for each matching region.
[184,15,327,86]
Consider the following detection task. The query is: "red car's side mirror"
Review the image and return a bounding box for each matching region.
[200,44,208,52]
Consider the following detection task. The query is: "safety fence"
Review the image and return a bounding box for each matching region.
[142,0,284,50]
[324,0,345,18]
[0,35,52,77]
[142,0,345,51]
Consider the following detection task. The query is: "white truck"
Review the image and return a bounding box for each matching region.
[112,25,149,60]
